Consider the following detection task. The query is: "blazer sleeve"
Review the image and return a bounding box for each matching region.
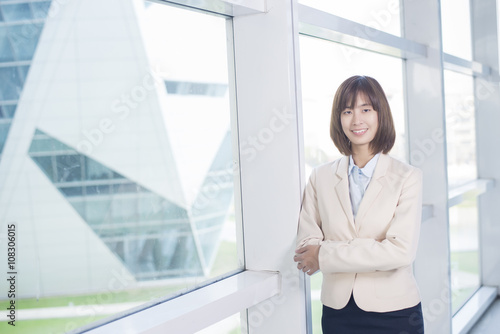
[296,168,352,250]
[296,168,323,248]
[318,168,423,273]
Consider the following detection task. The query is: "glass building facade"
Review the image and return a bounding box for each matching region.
[0,1,240,332]
[0,1,51,157]
[27,128,234,280]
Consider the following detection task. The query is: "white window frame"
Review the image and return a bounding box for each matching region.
[85,0,311,333]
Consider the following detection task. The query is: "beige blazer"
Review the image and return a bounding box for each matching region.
[296,153,423,312]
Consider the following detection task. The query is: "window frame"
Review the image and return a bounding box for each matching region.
[84,0,310,333]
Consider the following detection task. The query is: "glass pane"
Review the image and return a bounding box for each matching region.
[0,66,23,101]
[0,121,10,152]
[18,65,30,83]
[299,34,406,329]
[310,273,323,333]
[85,157,113,180]
[3,1,241,332]
[299,0,401,36]
[30,1,51,19]
[32,156,56,181]
[444,70,477,188]
[55,154,83,183]
[2,104,16,118]
[441,0,472,60]
[8,24,42,61]
[86,198,112,224]
[449,195,480,313]
[1,3,32,21]
[0,26,15,62]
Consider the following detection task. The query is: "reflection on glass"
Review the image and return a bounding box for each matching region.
[444,70,477,188]
[299,34,406,330]
[441,0,472,60]
[299,0,401,36]
[0,1,241,333]
[449,194,480,313]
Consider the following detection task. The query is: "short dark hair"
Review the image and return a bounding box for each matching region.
[330,75,395,156]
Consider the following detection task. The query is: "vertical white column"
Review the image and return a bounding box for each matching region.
[472,0,500,292]
[403,0,452,333]
[232,0,308,333]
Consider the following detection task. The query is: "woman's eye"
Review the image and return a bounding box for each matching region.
[363,109,371,112]
[343,110,352,115]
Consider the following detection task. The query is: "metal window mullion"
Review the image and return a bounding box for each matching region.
[298,3,427,60]
[443,53,491,77]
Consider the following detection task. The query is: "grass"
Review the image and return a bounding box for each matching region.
[450,250,479,275]
[0,316,109,334]
[310,272,323,290]
[1,284,186,311]
[450,250,480,313]
[0,240,240,333]
[209,240,240,278]
[452,286,478,314]
[310,273,323,333]
[311,299,323,333]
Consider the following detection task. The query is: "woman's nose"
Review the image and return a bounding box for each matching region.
[352,111,362,125]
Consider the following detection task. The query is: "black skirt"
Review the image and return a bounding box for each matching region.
[321,294,424,334]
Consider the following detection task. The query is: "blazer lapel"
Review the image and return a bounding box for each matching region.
[334,156,356,230]
[355,153,390,227]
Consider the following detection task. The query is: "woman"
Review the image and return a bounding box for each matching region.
[294,75,424,333]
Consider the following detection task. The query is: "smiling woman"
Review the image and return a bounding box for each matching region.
[331,76,395,164]
[295,76,424,334]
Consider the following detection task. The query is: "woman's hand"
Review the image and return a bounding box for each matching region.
[294,245,320,275]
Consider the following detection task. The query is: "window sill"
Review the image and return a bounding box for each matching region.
[83,270,280,334]
[452,286,497,334]
[448,178,495,207]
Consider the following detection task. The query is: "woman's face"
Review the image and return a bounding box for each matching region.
[340,93,379,152]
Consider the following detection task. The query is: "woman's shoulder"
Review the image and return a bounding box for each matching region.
[314,156,344,172]
[309,156,346,180]
[385,154,422,179]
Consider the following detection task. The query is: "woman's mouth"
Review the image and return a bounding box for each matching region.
[351,129,368,136]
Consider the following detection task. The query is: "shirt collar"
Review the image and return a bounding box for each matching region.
[348,153,381,177]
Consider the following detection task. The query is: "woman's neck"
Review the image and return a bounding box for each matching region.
[351,146,375,168]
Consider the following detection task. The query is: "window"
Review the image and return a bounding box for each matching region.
[300,32,406,333]
[441,0,483,315]
[449,194,480,312]
[441,0,472,60]
[444,70,481,313]
[1,1,242,332]
[444,70,477,188]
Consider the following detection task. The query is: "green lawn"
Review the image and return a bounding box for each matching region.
[0,241,240,333]
[450,250,479,275]
[450,250,480,313]
[1,284,185,311]
[0,316,109,334]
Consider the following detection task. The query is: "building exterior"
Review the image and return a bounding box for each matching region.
[0,0,234,297]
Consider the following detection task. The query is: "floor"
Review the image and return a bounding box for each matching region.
[468,298,500,333]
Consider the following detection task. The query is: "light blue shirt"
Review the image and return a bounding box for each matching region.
[348,153,380,218]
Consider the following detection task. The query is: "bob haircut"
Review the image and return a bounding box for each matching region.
[330,75,396,156]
